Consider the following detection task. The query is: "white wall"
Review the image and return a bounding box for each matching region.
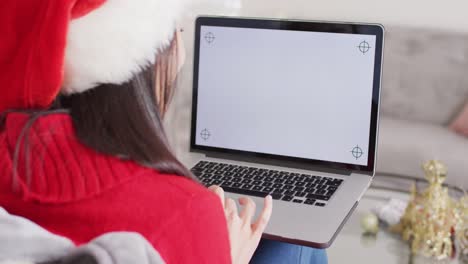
[189,0,468,33]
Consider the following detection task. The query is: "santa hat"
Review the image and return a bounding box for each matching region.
[0,0,186,113]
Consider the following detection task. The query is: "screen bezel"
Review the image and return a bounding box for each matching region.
[190,16,384,175]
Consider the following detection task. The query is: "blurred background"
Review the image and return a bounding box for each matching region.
[165,0,468,190]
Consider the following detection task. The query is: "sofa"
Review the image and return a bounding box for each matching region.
[165,6,468,190]
[377,26,468,190]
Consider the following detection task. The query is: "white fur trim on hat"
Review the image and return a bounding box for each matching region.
[62,0,186,94]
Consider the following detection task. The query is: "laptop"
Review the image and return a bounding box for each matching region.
[189,16,384,248]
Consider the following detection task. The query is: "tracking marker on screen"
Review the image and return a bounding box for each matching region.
[201,129,211,141]
[351,145,364,159]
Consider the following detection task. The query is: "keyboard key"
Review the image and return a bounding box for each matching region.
[241,179,252,184]
[262,182,273,187]
[244,174,254,179]
[284,185,294,190]
[315,203,326,207]
[273,183,283,188]
[293,199,303,203]
[304,199,316,205]
[242,184,253,189]
[222,181,233,187]
[293,186,305,192]
[272,188,284,194]
[252,180,262,185]
[291,176,302,182]
[282,196,293,202]
[193,171,203,176]
[274,178,285,184]
[271,193,283,200]
[191,165,203,170]
[285,180,295,185]
[296,192,306,197]
[262,187,274,193]
[305,183,316,188]
[284,190,296,196]
[328,180,342,186]
[232,183,242,188]
[212,180,222,185]
[253,186,263,191]
[203,179,213,185]
[305,188,315,193]
[325,180,336,186]
[296,182,306,187]
[222,186,269,198]
[232,177,242,183]
[316,185,327,190]
[306,194,330,201]
[326,187,337,196]
[316,189,326,195]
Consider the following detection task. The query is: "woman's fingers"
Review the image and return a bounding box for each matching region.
[208,185,225,208]
[252,195,273,236]
[208,187,272,237]
[225,198,239,219]
[238,197,256,224]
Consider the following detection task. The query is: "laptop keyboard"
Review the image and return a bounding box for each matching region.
[190,161,343,207]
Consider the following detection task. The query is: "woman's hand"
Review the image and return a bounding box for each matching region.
[209,185,273,264]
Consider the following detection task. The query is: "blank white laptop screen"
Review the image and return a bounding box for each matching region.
[195,25,377,166]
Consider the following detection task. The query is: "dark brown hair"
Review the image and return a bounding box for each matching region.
[58,62,194,179]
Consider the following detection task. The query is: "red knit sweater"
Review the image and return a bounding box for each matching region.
[0,113,231,264]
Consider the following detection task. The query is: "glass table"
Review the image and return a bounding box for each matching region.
[328,175,465,264]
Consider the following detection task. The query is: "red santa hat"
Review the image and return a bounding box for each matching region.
[0,0,186,113]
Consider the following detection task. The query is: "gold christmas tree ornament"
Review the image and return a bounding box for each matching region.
[392,160,467,260]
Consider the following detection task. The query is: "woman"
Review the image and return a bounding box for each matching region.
[0,1,327,263]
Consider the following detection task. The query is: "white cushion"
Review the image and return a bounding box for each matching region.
[377,117,468,189]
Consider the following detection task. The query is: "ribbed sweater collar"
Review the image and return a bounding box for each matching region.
[0,113,147,203]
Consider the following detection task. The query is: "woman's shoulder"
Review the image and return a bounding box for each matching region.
[136,169,215,203]
[107,168,224,224]
[121,170,231,263]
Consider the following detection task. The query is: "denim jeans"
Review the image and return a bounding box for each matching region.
[251,239,328,264]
